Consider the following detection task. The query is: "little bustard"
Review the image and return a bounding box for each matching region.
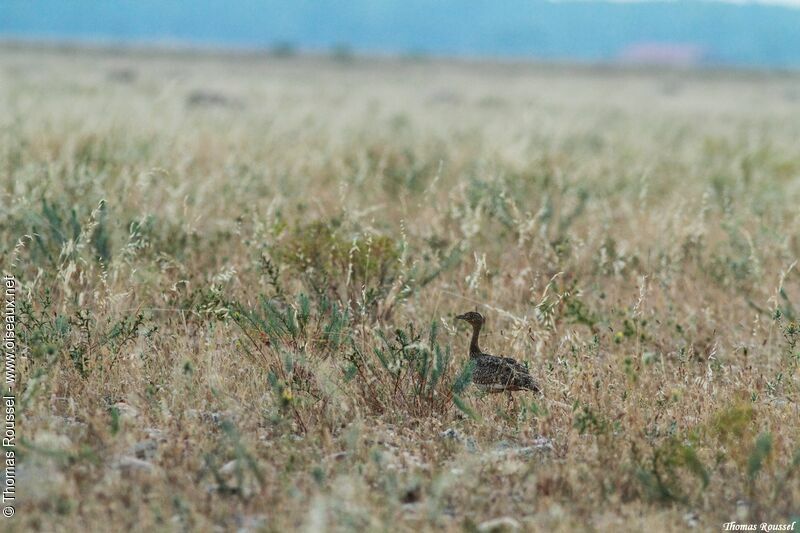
[455,311,540,395]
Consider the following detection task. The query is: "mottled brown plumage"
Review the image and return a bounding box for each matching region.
[455,311,540,394]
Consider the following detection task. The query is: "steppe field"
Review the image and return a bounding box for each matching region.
[3,45,800,531]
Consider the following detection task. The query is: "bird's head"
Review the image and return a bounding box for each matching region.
[455,311,484,327]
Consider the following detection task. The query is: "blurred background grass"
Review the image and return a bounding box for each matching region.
[3,44,800,530]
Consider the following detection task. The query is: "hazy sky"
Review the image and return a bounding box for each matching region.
[555,0,800,4]
[4,0,800,67]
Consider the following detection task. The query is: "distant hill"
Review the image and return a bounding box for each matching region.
[3,0,800,68]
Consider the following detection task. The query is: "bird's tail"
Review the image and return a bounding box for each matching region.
[520,374,541,393]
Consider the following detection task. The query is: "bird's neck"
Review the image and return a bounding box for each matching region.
[469,322,482,357]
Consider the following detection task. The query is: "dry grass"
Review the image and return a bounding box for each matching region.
[3,45,800,532]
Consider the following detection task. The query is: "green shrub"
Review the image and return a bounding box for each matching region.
[272,219,401,310]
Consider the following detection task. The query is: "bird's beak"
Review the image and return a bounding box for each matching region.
[455,314,466,321]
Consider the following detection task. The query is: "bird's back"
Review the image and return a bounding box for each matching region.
[472,353,540,392]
